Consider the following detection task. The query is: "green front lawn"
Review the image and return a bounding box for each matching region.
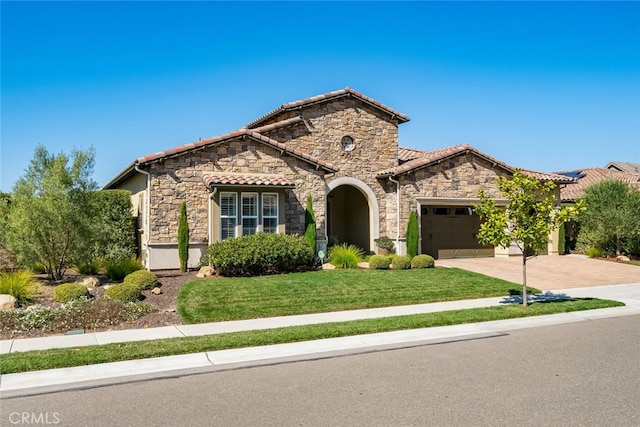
[177,268,539,324]
[0,298,623,374]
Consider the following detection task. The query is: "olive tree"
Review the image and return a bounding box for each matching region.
[577,179,640,256]
[474,170,584,306]
[4,146,98,280]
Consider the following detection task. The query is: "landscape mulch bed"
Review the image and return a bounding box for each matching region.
[4,270,216,340]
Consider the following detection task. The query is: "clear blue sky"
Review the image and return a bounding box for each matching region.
[2,1,639,191]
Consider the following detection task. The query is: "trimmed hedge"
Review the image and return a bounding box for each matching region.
[104,283,142,303]
[392,255,412,270]
[202,232,314,277]
[411,254,435,269]
[53,283,91,303]
[368,255,391,270]
[123,270,158,291]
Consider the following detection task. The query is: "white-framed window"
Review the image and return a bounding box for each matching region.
[220,192,237,240]
[242,193,258,236]
[262,193,279,233]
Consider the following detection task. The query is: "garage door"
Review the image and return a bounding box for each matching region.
[420,206,493,259]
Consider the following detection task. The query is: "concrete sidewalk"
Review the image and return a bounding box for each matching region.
[2,283,639,395]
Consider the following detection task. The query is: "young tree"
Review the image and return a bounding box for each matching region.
[406,210,419,258]
[474,170,584,306]
[577,179,640,256]
[178,201,189,272]
[5,146,98,280]
[304,195,316,253]
[90,190,137,262]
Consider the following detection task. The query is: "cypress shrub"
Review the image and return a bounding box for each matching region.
[558,222,566,254]
[406,210,419,258]
[304,195,316,254]
[178,201,189,272]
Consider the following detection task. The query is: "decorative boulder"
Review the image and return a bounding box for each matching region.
[196,266,214,278]
[0,294,17,311]
[151,287,162,295]
[617,255,631,262]
[79,276,100,288]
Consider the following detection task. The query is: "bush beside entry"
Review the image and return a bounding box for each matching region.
[368,255,391,270]
[411,255,435,269]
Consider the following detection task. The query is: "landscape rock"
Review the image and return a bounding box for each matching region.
[151,287,162,295]
[617,255,631,262]
[322,263,335,270]
[0,294,17,311]
[196,266,214,278]
[78,276,100,288]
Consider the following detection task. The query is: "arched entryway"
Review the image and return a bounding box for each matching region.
[326,177,379,254]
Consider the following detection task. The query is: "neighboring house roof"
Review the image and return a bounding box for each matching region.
[554,167,640,202]
[245,87,410,129]
[104,128,338,189]
[380,144,575,184]
[604,161,640,175]
[202,172,294,188]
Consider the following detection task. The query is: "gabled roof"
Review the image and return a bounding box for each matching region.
[245,87,410,129]
[379,144,575,184]
[103,128,338,189]
[554,167,640,202]
[605,161,640,175]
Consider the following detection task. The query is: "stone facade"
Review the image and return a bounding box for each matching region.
[105,87,568,269]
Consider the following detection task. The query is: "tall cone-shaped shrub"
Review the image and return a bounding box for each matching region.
[406,210,419,258]
[304,195,316,253]
[178,201,189,272]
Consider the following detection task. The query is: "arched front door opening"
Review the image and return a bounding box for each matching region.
[327,185,371,253]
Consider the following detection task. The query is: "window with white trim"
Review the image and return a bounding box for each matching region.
[220,192,237,240]
[262,193,278,233]
[242,193,258,236]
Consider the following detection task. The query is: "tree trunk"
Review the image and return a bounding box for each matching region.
[522,251,528,307]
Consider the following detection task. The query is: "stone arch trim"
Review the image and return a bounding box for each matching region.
[326,176,380,250]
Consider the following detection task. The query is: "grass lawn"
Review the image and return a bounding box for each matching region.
[177,268,540,324]
[0,298,623,374]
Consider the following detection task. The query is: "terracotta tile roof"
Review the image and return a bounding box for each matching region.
[604,161,640,175]
[380,144,575,184]
[553,167,640,202]
[245,87,410,129]
[202,172,294,188]
[247,116,306,134]
[135,129,338,172]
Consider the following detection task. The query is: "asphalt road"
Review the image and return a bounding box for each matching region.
[2,315,639,427]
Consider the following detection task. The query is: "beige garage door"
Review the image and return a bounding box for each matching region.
[420,206,493,259]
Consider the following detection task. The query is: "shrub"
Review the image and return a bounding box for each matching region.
[406,210,419,258]
[392,255,412,270]
[53,283,91,303]
[586,247,604,258]
[123,270,158,291]
[90,190,137,262]
[105,257,143,281]
[104,283,142,303]
[328,243,364,269]
[411,254,435,269]
[178,201,189,272]
[304,195,316,253]
[368,255,391,270]
[202,232,314,277]
[74,260,102,275]
[558,222,566,254]
[0,270,40,306]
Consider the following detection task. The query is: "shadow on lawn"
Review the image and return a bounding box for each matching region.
[501,291,593,305]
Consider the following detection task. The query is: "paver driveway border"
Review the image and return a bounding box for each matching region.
[436,254,639,290]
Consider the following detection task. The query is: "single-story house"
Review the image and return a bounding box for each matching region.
[104,87,574,270]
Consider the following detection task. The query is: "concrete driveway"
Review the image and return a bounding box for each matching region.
[436,254,639,290]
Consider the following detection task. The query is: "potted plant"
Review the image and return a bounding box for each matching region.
[374,236,395,255]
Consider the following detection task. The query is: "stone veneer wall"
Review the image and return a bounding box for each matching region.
[258,99,402,238]
[147,138,327,244]
[397,154,513,235]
